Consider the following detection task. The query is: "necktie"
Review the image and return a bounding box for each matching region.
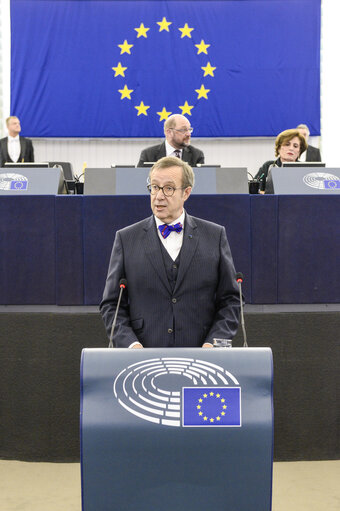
[174,150,181,159]
[158,222,183,239]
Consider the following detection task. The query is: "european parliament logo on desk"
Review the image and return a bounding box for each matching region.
[113,357,242,428]
[0,173,28,191]
[303,172,340,190]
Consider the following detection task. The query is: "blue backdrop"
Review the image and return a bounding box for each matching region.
[10,0,321,137]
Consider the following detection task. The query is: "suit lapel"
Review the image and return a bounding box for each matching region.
[1,138,11,162]
[156,142,166,161]
[182,147,190,163]
[19,137,26,162]
[174,213,198,292]
[143,215,172,294]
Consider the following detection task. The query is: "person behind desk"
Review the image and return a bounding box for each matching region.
[296,123,322,162]
[255,129,307,193]
[100,156,240,348]
[137,114,205,167]
[0,116,34,167]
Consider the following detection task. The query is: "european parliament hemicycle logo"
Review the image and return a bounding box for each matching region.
[113,357,241,428]
[303,172,340,190]
[0,173,28,191]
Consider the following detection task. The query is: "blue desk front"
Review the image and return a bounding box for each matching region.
[0,195,339,305]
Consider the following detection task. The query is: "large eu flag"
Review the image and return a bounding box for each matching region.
[10,0,321,137]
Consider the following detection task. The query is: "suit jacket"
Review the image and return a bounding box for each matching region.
[306,144,321,162]
[100,213,240,348]
[0,136,34,167]
[137,141,205,167]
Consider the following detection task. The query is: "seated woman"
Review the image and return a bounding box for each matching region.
[255,129,307,193]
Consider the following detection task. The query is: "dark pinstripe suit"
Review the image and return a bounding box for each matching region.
[100,213,240,347]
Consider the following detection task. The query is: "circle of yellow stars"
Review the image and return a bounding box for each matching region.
[111,17,216,120]
[196,391,227,423]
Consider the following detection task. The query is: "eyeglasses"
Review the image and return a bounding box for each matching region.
[147,184,185,197]
[170,127,193,134]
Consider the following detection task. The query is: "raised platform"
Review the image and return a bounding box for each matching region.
[0,307,339,462]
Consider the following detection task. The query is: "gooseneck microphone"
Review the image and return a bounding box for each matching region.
[108,278,127,348]
[235,272,248,348]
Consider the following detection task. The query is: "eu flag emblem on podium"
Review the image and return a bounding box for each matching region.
[183,387,241,427]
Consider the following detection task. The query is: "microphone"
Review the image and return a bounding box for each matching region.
[108,278,127,348]
[235,272,248,348]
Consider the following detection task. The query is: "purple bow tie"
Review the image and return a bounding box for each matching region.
[158,222,183,239]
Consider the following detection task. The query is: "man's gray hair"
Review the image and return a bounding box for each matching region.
[149,156,195,189]
[296,123,310,135]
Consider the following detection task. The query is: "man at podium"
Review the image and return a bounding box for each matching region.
[100,156,240,348]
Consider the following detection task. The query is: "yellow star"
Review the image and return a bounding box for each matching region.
[179,101,194,116]
[195,39,210,54]
[204,416,208,421]
[135,23,150,38]
[210,392,214,396]
[197,405,201,409]
[210,418,214,423]
[118,40,133,55]
[118,85,133,100]
[195,84,210,99]
[223,405,227,409]
[198,411,203,416]
[157,107,172,121]
[112,62,127,78]
[221,411,225,416]
[216,394,221,398]
[198,398,203,403]
[203,393,208,398]
[221,398,225,403]
[178,23,194,39]
[216,416,221,421]
[134,101,150,115]
[157,17,172,32]
[202,61,216,77]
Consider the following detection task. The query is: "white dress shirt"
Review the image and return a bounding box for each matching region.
[154,211,185,261]
[8,135,21,163]
[165,140,182,159]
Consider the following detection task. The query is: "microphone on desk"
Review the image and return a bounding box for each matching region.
[108,278,128,348]
[236,272,248,348]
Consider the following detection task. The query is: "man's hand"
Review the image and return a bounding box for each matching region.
[131,343,143,349]
[202,343,213,348]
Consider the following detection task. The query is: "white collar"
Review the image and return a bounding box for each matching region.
[154,210,185,227]
[165,140,182,156]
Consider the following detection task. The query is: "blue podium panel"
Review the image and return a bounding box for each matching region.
[186,195,252,303]
[0,196,56,304]
[55,196,84,305]
[277,196,340,303]
[81,348,273,511]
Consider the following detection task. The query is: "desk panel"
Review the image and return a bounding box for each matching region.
[0,196,56,304]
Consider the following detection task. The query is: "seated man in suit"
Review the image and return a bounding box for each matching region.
[137,114,204,167]
[100,156,240,348]
[296,123,322,162]
[0,116,34,167]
